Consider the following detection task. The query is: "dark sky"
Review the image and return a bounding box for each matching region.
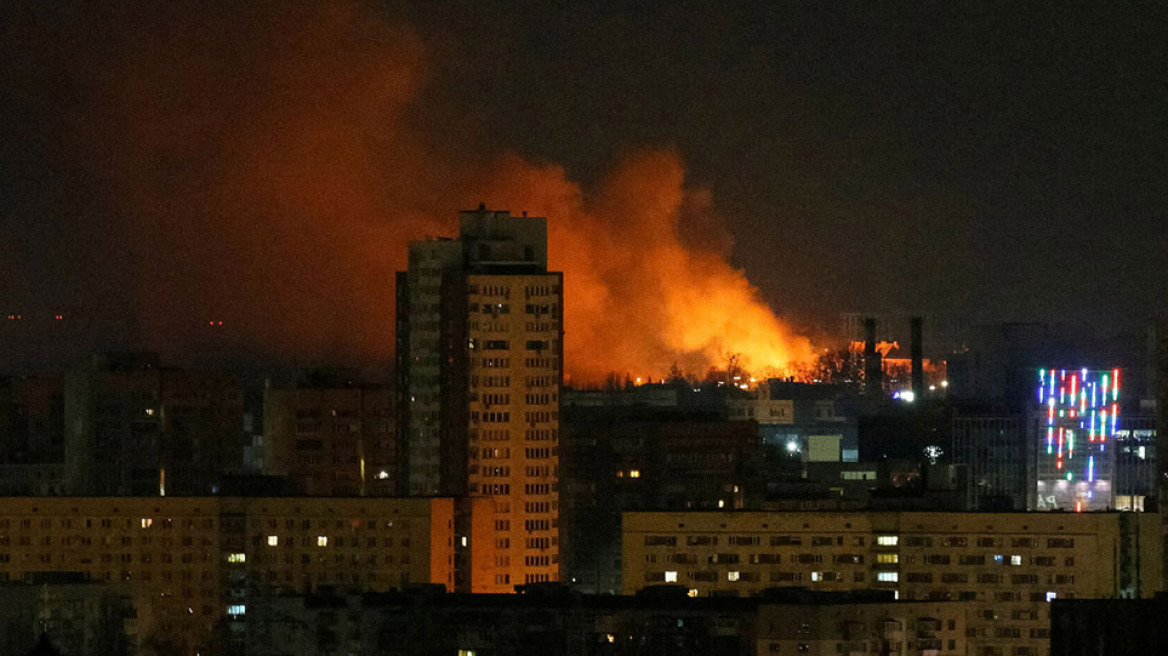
[401,2,1167,326]
[2,1,1165,371]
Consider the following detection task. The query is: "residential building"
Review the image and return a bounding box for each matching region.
[63,353,245,496]
[623,510,1161,656]
[396,206,563,590]
[0,496,456,654]
[263,384,395,496]
[241,585,971,656]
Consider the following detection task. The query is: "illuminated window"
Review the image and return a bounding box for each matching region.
[1010,555,1022,566]
[267,536,278,547]
[227,553,246,563]
[810,571,821,582]
[876,536,899,546]
[876,553,899,564]
[227,604,246,616]
[727,571,741,582]
[665,570,678,583]
[377,470,390,479]
[687,589,699,598]
[317,536,328,547]
[629,469,640,479]
[1045,592,1057,602]
[877,572,899,582]
[140,518,152,529]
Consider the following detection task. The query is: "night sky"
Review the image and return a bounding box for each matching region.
[2,2,1165,373]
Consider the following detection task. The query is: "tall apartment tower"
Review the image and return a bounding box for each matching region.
[396,206,563,590]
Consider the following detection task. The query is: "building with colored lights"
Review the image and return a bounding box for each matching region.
[0,496,457,654]
[396,206,563,590]
[622,510,1161,656]
[1031,368,1121,512]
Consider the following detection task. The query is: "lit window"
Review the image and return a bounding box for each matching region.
[227,553,246,563]
[877,572,899,582]
[728,571,740,582]
[629,469,640,479]
[810,571,821,582]
[140,518,152,529]
[1010,555,1022,566]
[1045,592,1057,602]
[227,604,246,616]
[461,536,468,547]
[267,536,278,547]
[665,570,678,583]
[876,553,899,564]
[876,536,899,546]
[317,536,328,547]
[687,589,699,598]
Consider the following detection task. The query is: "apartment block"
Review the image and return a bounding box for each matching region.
[0,497,455,654]
[623,511,1161,656]
[262,385,395,496]
[63,353,245,496]
[396,206,563,591]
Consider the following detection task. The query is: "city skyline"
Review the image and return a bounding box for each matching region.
[3,2,1164,381]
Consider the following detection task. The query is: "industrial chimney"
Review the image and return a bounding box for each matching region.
[911,316,924,401]
[864,317,882,399]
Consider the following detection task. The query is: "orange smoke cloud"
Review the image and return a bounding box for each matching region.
[468,150,815,382]
[8,1,813,378]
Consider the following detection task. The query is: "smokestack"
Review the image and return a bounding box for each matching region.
[911,316,924,400]
[864,317,882,399]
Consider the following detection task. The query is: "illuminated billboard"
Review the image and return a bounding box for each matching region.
[1033,368,1119,512]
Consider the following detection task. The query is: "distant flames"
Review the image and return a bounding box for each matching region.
[467,150,815,383]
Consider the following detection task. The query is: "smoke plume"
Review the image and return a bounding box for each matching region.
[2,1,812,381]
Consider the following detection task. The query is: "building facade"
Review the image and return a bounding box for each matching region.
[1031,369,1120,512]
[396,207,563,591]
[0,496,455,654]
[63,353,245,496]
[952,416,1027,510]
[622,510,1161,656]
[262,385,395,496]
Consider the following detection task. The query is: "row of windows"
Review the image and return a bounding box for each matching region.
[645,534,1077,550]
[1,518,213,530]
[523,285,559,298]
[473,411,511,423]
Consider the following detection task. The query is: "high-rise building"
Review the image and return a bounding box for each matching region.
[396,206,563,590]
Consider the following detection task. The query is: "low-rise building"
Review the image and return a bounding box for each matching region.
[623,511,1161,656]
[0,496,456,653]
